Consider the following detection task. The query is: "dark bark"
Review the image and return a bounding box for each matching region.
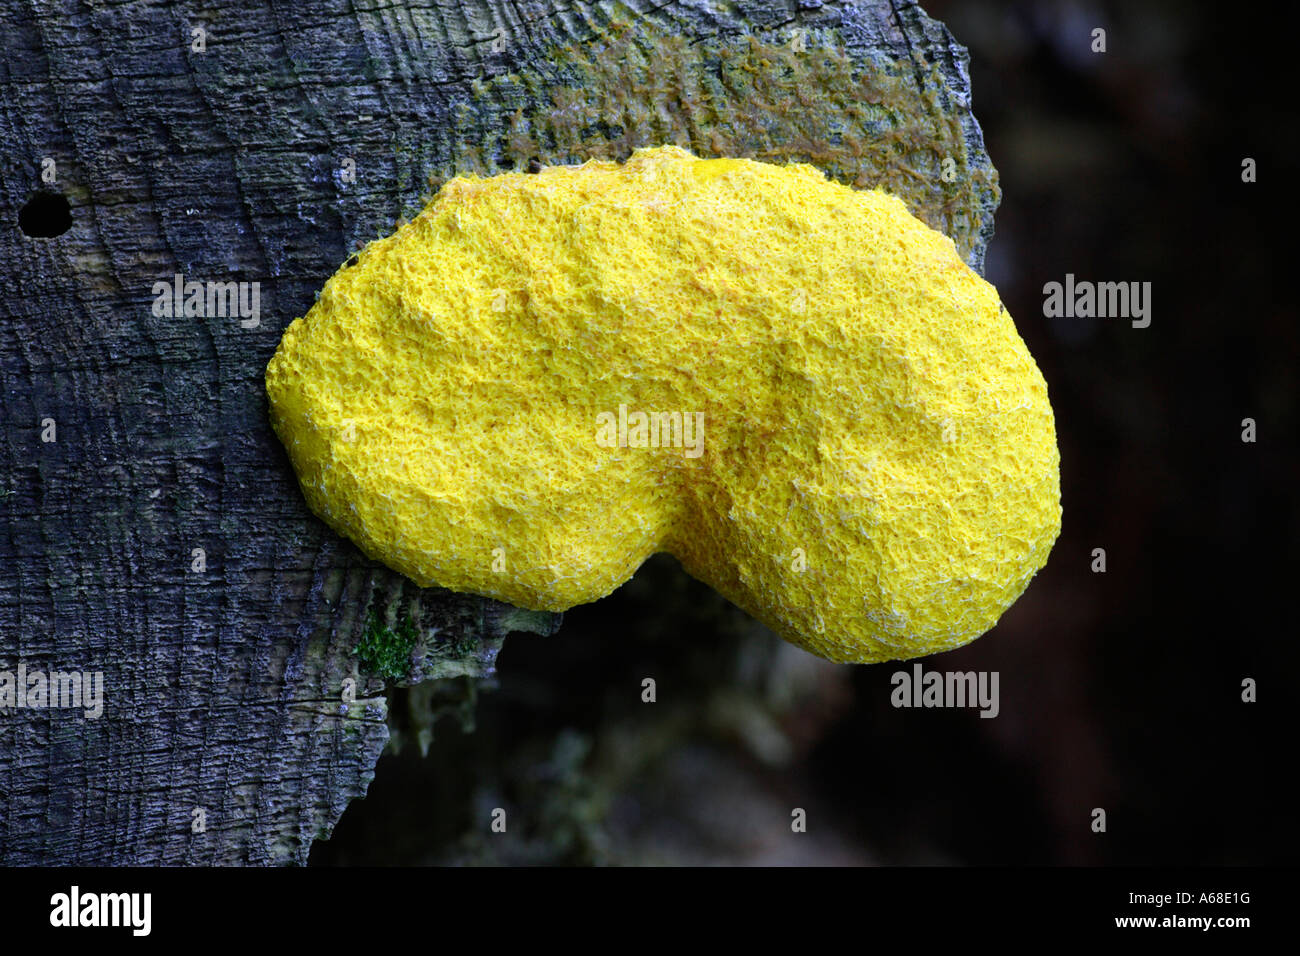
[0,0,996,864]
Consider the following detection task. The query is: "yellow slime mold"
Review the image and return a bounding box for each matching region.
[266,145,1061,663]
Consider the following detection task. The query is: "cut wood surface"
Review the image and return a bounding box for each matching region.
[0,0,997,864]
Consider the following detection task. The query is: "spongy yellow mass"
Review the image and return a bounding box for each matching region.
[266,145,1061,664]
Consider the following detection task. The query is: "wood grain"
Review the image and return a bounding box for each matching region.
[0,0,996,864]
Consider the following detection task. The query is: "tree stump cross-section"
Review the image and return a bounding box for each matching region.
[0,0,997,865]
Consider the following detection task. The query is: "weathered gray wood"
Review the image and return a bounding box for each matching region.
[0,0,997,864]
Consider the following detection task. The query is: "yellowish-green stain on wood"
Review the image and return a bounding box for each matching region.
[436,15,998,267]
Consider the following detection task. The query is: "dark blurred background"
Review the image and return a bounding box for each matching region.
[313,0,1297,865]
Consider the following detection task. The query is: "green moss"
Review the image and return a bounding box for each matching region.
[353,610,418,681]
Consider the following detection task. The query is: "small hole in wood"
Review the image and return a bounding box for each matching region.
[19,191,72,238]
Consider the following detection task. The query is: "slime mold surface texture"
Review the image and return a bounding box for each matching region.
[266,146,1061,664]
